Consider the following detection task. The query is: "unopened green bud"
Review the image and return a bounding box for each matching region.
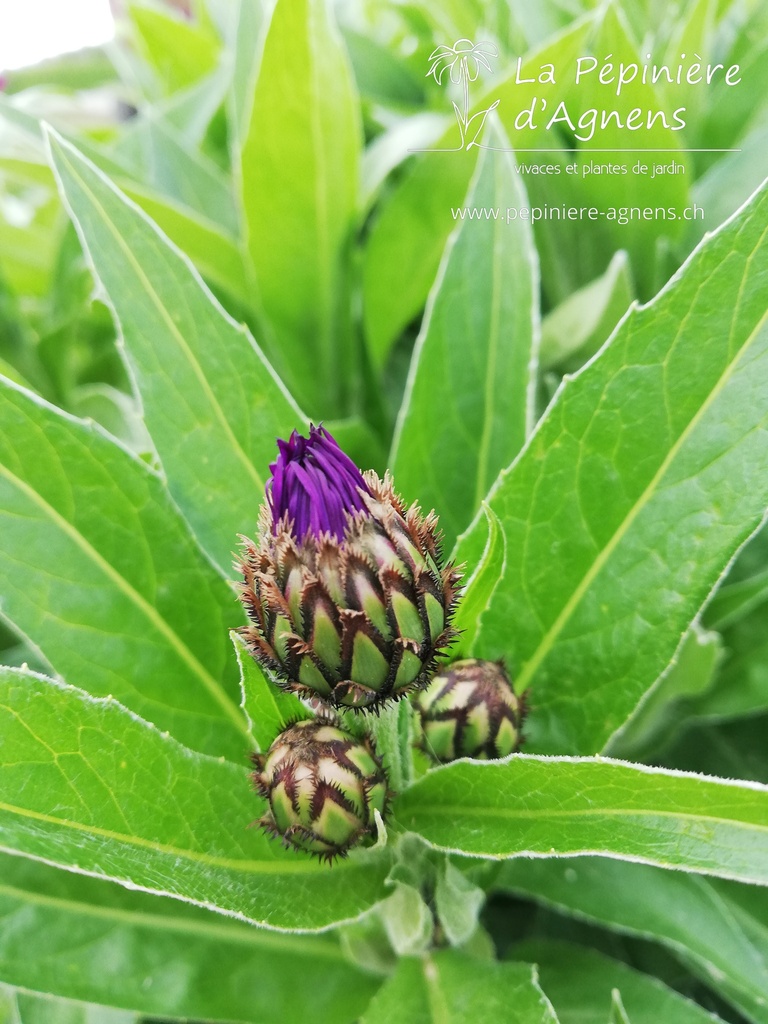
[251,718,390,860]
[414,659,523,762]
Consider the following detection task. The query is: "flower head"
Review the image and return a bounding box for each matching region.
[414,658,523,762]
[426,39,498,85]
[238,427,461,710]
[268,425,370,542]
[252,718,389,860]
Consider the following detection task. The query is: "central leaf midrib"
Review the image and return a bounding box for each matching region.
[0,800,341,877]
[403,800,768,832]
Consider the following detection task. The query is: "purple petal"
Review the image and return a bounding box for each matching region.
[266,425,371,541]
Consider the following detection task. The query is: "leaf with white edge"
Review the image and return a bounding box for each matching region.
[232,631,312,752]
[239,0,361,414]
[394,755,768,884]
[44,127,305,577]
[391,118,539,551]
[516,941,726,1024]
[360,951,559,1024]
[0,853,379,1024]
[451,504,506,660]
[379,883,433,957]
[0,667,391,932]
[497,857,768,1024]
[455,180,768,754]
[0,379,247,759]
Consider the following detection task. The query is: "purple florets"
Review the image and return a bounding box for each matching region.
[267,425,371,541]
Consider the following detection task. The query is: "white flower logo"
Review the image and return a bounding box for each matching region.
[426,39,500,151]
[427,39,498,85]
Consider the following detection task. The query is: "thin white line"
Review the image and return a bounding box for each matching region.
[408,147,741,153]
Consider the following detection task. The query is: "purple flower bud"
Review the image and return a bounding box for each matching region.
[267,425,370,542]
[238,428,462,711]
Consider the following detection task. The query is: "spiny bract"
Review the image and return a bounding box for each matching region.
[414,658,523,762]
[251,718,389,860]
[238,426,461,710]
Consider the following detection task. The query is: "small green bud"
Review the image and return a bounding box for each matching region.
[251,718,390,860]
[414,659,523,762]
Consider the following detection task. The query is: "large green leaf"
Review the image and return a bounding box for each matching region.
[395,755,768,884]
[0,667,391,932]
[455,180,768,754]
[360,951,558,1024]
[499,858,768,1024]
[239,0,361,414]
[45,129,305,576]
[515,941,726,1024]
[391,119,539,550]
[0,853,379,1023]
[0,380,247,759]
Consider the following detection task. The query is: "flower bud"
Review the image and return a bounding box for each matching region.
[414,658,522,762]
[251,718,389,859]
[238,426,460,710]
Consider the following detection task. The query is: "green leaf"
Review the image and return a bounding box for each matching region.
[129,2,220,94]
[379,883,433,957]
[110,117,237,235]
[239,0,361,413]
[342,28,425,108]
[0,853,379,1023]
[539,251,634,373]
[121,184,251,307]
[45,128,305,576]
[451,505,506,660]
[395,754,768,884]
[434,860,485,947]
[391,119,539,550]
[516,940,726,1024]
[499,858,768,1024]
[360,951,558,1024]
[0,667,391,932]
[232,631,312,753]
[226,0,273,147]
[0,379,247,759]
[455,180,768,754]
[692,606,768,722]
[0,97,251,308]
